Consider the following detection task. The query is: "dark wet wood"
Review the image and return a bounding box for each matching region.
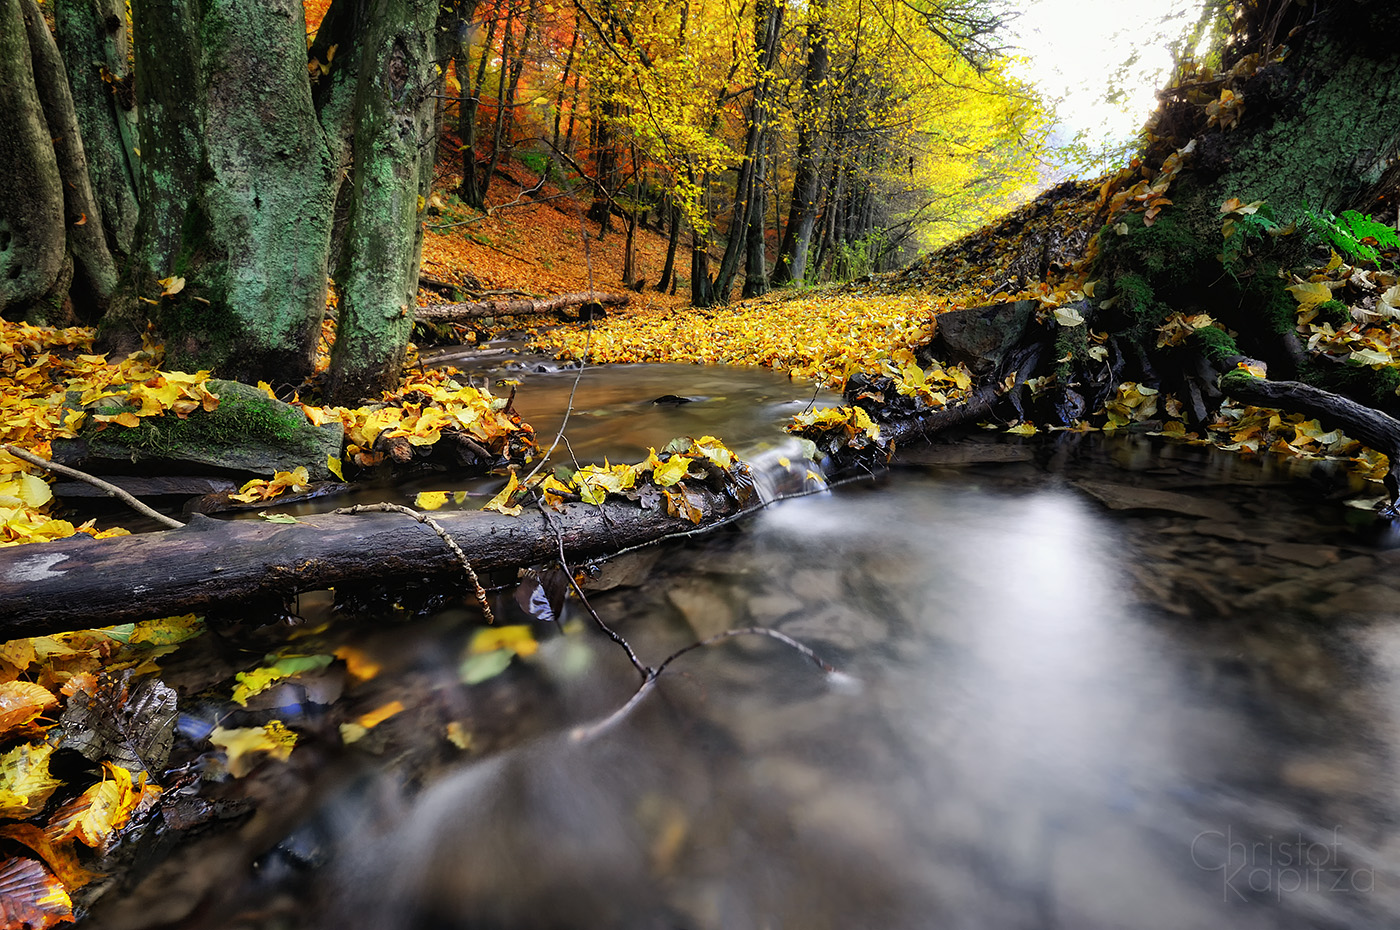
[0,489,753,638]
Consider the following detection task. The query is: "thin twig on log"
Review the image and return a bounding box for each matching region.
[333,502,496,623]
[1,443,185,529]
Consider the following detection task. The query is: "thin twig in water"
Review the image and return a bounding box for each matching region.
[333,502,495,624]
[570,627,838,742]
[533,494,650,680]
[1,443,185,529]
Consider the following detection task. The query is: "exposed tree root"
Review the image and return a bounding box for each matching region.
[1221,370,1400,504]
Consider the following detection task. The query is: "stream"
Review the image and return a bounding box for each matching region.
[90,357,1400,930]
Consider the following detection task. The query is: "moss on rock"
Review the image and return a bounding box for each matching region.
[53,379,344,479]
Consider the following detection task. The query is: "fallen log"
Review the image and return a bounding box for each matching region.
[0,487,755,639]
[416,291,629,323]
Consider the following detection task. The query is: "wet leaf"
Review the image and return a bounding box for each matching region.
[208,720,296,777]
[46,763,159,850]
[0,681,58,738]
[0,743,60,818]
[459,650,513,685]
[468,625,538,657]
[482,472,523,516]
[57,674,177,774]
[415,490,449,511]
[231,655,334,706]
[0,824,99,892]
[0,856,73,929]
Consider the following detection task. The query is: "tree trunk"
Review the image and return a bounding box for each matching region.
[657,199,681,293]
[103,0,338,384]
[0,0,66,320]
[22,0,118,320]
[478,0,517,205]
[772,0,827,287]
[460,0,500,209]
[53,0,139,265]
[327,0,439,404]
[416,290,628,322]
[712,0,784,301]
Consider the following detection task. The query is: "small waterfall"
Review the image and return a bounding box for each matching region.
[737,435,830,505]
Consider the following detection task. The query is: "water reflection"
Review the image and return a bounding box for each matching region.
[310,444,1400,930]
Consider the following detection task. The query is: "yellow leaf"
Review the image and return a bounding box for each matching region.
[256,381,277,400]
[482,472,523,516]
[0,742,60,818]
[208,720,297,777]
[1286,281,1334,308]
[157,276,185,297]
[415,490,449,511]
[468,624,538,658]
[47,764,156,848]
[1006,423,1038,436]
[326,455,344,480]
[0,681,58,737]
[0,473,52,509]
[651,454,696,487]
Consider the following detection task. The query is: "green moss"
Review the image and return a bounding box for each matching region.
[1298,359,1400,413]
[1314,299,1351,328]
[1187,326,1240,364]
[100,380,305,457]
[1241,266,1297,339]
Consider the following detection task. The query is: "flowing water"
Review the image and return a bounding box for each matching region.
[91,358,1400,930]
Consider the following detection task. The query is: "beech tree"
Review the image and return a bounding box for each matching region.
[0,0,439,404]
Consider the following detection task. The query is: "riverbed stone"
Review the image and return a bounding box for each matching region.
[746,592,805,623]
[667,582,735,639]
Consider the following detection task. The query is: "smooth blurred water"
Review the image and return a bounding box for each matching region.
[89,361,1400,930]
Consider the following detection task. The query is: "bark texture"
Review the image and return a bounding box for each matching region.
[0,0,66,319]
[22,0,118,318]
[327,0,439,404]
[110,0,339,384]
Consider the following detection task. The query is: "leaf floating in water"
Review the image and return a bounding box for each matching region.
[57,673,177,775]
[230,655,334,707]
[208,720,297,777]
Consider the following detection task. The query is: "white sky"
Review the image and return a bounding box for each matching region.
[1007,0,1203,159]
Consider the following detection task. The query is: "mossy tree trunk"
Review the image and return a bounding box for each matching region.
[53,0,140,267]
[103,0,340,386]
[22,0,118,319]
[326,0,438,404]
[0,0,68,320]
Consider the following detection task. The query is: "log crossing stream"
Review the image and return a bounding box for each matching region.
[92,358,1400,930]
